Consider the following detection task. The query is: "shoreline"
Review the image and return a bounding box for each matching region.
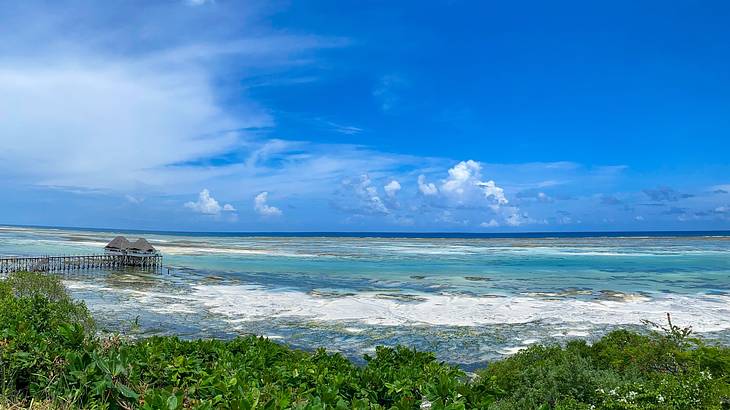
[64,272,730,370]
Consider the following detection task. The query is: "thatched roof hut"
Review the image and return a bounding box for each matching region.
[105,236,131,251]
[128,238,157,254]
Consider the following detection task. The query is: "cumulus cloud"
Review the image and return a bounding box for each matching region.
[254,192,282,216]
[479,180,509,206]
[384,180,401,197]
[441,160,479,196]
[440,161,509,208]
[185,189,236,215]
[414,160,525,227]
[355,175,389,214]
[417,175,438,196]
[505,214,521,226]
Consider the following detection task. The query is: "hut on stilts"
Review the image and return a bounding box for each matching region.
[0,236,162,274]
[104,236,161,268]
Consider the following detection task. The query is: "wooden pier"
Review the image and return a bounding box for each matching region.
[0,254,163,274]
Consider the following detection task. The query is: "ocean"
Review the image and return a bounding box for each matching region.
[1,225,729,369]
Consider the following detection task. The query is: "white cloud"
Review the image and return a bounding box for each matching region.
[418,175,439,196]
[480,219,499,228]
[505,210,527,226]
[2,3,703,231]
[185,189,236,215]
[712,185,730,194]
[441,160,509,207]
[354,175,389,214]
[384,180,401,197]
[442,160,479,196]
[322,120,363,135]
[414,160,524,228]
[516,190,554,203]
[254,192,282,216]
[0,65,246,189]
[0,1,342,194]
[477,180,509,207]
[537,192,552,203]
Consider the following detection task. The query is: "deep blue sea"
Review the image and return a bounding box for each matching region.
[1,225,729,368]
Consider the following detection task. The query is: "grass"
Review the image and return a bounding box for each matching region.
[1,271,729,409]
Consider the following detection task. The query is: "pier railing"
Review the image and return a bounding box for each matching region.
[0,254,162,274]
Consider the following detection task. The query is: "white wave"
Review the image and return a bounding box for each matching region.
[64,240,108,248]
[498,346,527,355]
[154,244,319,258]
[189,285,730,332]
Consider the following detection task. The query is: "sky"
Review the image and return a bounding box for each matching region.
[0,0,729,232]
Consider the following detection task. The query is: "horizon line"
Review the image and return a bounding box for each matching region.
[2,223,729,238]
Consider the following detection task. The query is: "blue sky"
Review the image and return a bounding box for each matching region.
[0,0,729,232]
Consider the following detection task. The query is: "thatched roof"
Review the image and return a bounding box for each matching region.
[128,238,156,253]
[105,236,131,250]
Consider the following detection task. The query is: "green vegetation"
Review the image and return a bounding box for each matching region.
[1,272,729,409]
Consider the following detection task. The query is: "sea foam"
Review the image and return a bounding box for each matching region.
[189,284,730,332]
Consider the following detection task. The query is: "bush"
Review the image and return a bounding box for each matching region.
[1,272,729,409]
[478,319,730,409]
[0,272,94,402]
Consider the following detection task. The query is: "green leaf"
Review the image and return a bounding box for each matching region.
[117,383,139,399]
[167,395,179,410]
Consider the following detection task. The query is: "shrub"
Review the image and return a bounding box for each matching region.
[0,272,94,402]
[479,319,730,409]
[1,272,729,409]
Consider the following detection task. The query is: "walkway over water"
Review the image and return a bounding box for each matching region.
[0,254,163,274]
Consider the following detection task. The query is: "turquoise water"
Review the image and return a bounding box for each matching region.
[1,226,729,368]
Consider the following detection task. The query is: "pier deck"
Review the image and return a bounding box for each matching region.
[0,254,162,274]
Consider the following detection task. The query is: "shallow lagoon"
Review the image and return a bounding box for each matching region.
[1,226,729,369]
